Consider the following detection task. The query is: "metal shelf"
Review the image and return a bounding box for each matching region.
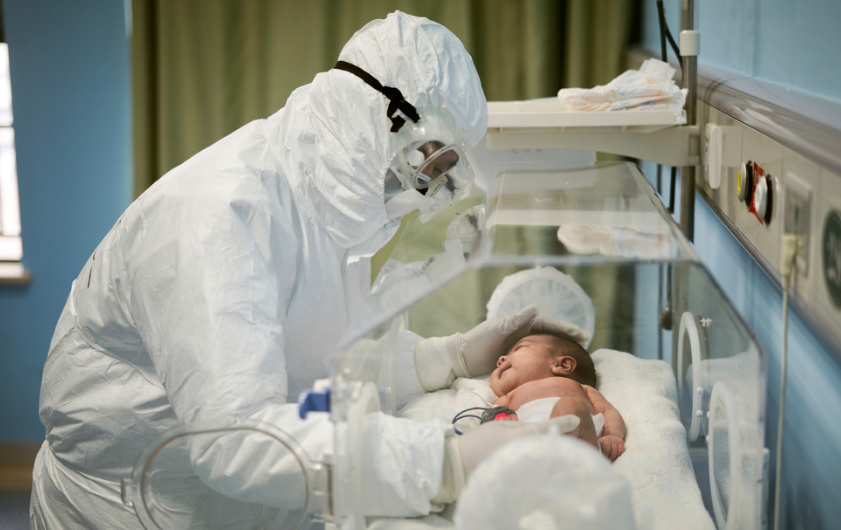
[486,100,699,168]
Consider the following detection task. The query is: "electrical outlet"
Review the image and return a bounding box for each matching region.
[705,123,723,189]
[784,175,813,275]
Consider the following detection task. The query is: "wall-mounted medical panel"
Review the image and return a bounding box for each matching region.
[815,175,841,329]
[697,102,841,356]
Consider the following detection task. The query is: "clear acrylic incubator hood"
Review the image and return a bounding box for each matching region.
[123,161,768,530]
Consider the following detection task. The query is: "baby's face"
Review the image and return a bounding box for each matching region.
[490,335,559,397]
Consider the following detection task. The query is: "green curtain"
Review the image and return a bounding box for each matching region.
[131,0,639,351]
[131,0,637,196]
[564,0,639,88]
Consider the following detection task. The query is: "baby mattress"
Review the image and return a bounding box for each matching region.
[382,349,715,530]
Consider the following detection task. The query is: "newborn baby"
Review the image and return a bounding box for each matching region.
[490,333,627,461]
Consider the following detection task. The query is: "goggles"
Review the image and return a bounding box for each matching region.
[393,140,473,209]
[334,61,475,211]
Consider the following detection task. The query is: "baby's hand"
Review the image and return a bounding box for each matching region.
[598,435,625,462]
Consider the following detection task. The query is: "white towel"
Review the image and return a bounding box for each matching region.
[400,376,496,433]
[593,349,714,530]
[557,59,688,120]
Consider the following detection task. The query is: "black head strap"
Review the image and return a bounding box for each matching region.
[334,60,420,133]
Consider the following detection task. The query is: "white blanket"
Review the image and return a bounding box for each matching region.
[396,349,715,530]
[593,349,714,530]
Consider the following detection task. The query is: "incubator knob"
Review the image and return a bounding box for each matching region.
[761,175,774,224]
[737,161,752,204]
[753,174,774,224]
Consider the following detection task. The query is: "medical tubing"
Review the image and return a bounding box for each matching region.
[669,166,677,214]
[655,0,670,216]
[452,407,490,435]
[655,1,682,71]
[656,1,681,232]
[656,164,663,194]
[665,22,681,63]
[774,235,797,530]
[773,286,789,530]
[333,61,420,132]
[656,0,667,62]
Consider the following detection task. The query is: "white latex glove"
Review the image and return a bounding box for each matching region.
[413,306,593,391]
[434,415,581,504]
[413,306,539,391]
[530,315,591,346]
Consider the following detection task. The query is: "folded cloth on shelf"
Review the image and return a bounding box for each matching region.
[557,59,687,120]
[557,224,674,260]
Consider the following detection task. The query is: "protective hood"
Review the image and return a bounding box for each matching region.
[265,11,487,249]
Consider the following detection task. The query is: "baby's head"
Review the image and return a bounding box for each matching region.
[489,333,595,397]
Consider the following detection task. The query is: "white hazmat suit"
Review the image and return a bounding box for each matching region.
[31,12,491,529]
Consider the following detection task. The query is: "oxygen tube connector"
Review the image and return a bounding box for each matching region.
[774,234,798,530]
[780,235,798,288]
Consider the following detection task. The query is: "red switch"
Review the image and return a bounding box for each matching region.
[749,163,773,225]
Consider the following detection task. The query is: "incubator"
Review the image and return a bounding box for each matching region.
[122,161,767,530]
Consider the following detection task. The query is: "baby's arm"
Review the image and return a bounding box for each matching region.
[549,395,598,448]
[583,385,626,462]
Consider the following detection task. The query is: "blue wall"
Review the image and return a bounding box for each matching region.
[3,4,840,527]
[643,0,841,102]
[0,0,132,440]
[692,200,841,529]
[642,1,841,527]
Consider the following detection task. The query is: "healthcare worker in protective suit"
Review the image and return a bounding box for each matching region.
[30,12,582,529]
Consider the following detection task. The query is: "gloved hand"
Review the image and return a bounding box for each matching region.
[433,415,581,504]
[413,306,593,391]
[413,306,539,391]
[530,315,591,346]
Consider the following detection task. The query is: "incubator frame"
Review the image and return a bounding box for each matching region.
[123,160,767,530]
[330,160,767,529]
[678,310,710,442]
[123,422,325,530]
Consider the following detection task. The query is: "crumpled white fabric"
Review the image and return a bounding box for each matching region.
[31,11,487,530]
[485,266,596,348]
[557,224,676,259]
[557,58,687,121]
[515,397,605,436]
[454,435,637,530]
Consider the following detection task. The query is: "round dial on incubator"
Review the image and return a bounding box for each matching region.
[677,311,710,442]
[756,175,773,224]
[754,176,768,222]
[737,160,754,207]
[707,381,764,530]
[737,162,747,201]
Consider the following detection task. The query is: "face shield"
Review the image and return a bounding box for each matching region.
[333,61,476,216]
[388,110,475,213]
[394,141,472,204]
